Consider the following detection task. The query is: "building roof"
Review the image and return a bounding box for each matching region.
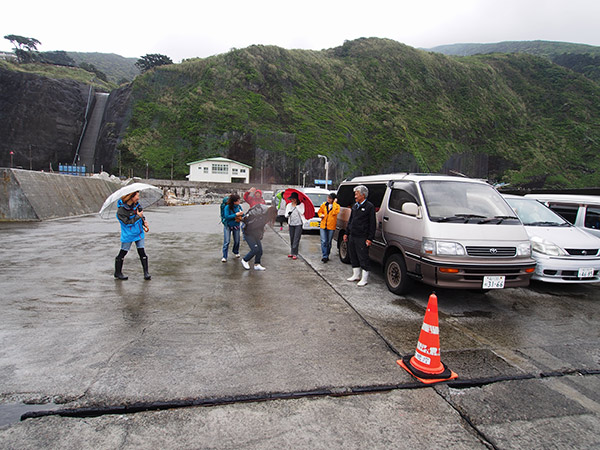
[187,157,252,169]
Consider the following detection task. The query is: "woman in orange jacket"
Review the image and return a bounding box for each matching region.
[318,192,340,263]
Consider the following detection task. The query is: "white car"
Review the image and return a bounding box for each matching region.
[301,187,333,232]
[524,194,600,239]
[262,190,274,205]
[504,195,600,283]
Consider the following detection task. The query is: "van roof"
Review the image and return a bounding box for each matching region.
[344,173,489,184]
[524,194,600,206]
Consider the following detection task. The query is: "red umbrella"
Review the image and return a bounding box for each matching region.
[283,188,315,220]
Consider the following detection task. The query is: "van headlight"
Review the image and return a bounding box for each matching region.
[530,236,565,256]
[422,239,466,256]
[517,242,532,257]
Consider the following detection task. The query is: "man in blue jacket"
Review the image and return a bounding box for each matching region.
[343,185,376,286]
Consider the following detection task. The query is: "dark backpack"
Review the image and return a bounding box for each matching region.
[220,196,229,225]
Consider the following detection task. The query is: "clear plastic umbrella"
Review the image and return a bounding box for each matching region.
[99,182,163,219]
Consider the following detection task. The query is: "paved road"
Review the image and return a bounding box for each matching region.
[1,205,599,449]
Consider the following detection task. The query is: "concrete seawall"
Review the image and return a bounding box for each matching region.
[0,169,121,221]
[0,170,293,221]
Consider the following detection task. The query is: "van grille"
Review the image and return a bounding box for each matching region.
[565,248,598,256]
[466,246,516,257]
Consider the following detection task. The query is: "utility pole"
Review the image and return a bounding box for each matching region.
[300,171,307,187]
[318,154,329,189]
[10,151,14,168]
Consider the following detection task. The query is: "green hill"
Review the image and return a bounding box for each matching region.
[0,58,115,91]
[66,52,140,84]
[119,38,600,188]
[428,41,600,83]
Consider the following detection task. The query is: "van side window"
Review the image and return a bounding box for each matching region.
[337,183,387,209]
[336,184,358,208]
[584,206,600,230]
[367,184,388,209]
[547,204,578,224]
[388,182,420,213]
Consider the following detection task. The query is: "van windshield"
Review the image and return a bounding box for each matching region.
[421,181,520,224]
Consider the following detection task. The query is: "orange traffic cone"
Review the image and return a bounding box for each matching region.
[397,293,458,384]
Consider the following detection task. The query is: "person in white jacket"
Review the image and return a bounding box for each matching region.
[285,192,306,260]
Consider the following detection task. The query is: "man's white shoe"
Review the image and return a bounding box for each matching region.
[347,267,361,281]
[234,254,241,258]
[241,259,250,270]
[254,264,266,271]
[357,270,369,286]
[221,258,227,263]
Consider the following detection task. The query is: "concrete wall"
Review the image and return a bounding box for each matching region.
[0,170,296,221]
[0,169,121,221]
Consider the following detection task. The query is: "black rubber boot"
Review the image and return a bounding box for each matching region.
[114,250,128,280]
[140,256,151,280]
[137,248,151,280]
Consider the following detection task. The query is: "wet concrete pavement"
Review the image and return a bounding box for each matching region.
[1,205,599,448]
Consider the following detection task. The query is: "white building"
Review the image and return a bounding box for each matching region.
[186,157,252,183]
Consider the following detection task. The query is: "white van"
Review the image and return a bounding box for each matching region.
[335,174,536,294]
[524,194,600,239]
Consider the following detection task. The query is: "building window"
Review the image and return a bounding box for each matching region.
[232,168,239,175]
[203,167,208,174]
[240,169,246,173]
[212,163,229,174]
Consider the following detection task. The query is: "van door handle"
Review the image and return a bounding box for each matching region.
[383,216,390,221]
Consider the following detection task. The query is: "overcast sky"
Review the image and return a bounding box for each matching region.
[1,0,599,62]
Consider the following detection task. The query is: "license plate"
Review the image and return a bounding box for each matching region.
[309,222,319,227]
[482,276,505,289]
[578,268,594,278]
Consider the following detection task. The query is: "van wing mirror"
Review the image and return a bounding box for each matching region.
[402,202,420,217]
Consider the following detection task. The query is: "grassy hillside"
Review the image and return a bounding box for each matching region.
[66,52,140,84]
[0,59,116,91]
[428,41,600,83]
[119,38,600,188]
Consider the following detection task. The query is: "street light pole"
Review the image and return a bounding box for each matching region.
[10,151,14,168]
[317,154,329,189]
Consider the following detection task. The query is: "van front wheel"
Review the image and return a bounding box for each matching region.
[338,235,351,264]
[384,254,412,295]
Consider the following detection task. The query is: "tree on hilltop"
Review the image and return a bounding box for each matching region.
[4,34,41,63]
[135,53,173,73]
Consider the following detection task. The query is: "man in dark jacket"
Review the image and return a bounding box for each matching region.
[343,185,376,286]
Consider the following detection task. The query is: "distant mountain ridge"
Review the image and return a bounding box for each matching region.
[428,41,600,83]
[428,40,600,57]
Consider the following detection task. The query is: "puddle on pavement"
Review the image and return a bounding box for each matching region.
[0,403,58,427]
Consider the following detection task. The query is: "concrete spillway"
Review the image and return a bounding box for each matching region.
[75,92,110,169]
[0,169,121,221]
